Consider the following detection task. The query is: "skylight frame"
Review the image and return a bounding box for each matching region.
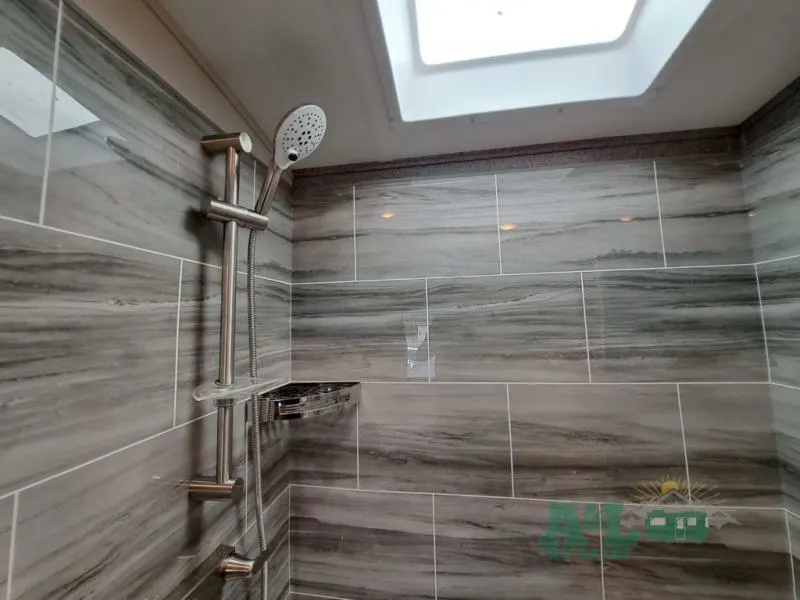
[413,0,642,67]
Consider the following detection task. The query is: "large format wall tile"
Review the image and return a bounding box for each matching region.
[772,384,800,513]
[427,273,588,382]
[680,384,781,507]
[496,161,663,273]
[583,267,768,382]
[758,257,800,386]
[355,175,500,279]
[601,505,792,599]
[434,495,603,600]
[790,512,800,595]
[42,2,226,263]
[12,407,247,600]
[290,405,358,488]
[292,280,428,381]
[0,0,57,223]
[175,263,290,424]
[656,156,752,266]
[293,181,354,283]
[359,383,512,496]
[509,384,686,502]
[0,496,13,599]
[743,125,800,262]
[0,220,177,495]
[291,486,436,600]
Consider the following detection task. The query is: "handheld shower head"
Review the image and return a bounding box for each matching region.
[256,104,327,214]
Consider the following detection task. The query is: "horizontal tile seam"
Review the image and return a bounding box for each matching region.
[0,214,290,285]
[291,262,760,286]
[289,593,356,600]
[288,484,784,512]
[293,380,770,386]
[0,383,289,503]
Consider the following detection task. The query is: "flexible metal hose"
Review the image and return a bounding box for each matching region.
[247,228,274,599]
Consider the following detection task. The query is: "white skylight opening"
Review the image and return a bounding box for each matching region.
[0,47,99,138]
[415,0,639,66]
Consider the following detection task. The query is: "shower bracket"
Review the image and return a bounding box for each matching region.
[186,131,256,504]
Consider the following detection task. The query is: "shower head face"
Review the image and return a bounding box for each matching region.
[274,104,327,170]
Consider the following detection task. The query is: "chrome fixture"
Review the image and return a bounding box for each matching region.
[258,382,361,421]
[187,106,328,596]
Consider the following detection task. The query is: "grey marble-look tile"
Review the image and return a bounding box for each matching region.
[42,2,229,263]
[355,175,500,279]
[249,419,292,527]
[358,382,512,495]
[743,124,800,262]
[0,0,57,222]
[175,263,290,425]
[0,220,177,495]
[509,384,686,502]
[656,156,753,266]
[291,280,428,381]
[427,273,589,382]
[267,533,290,600]
[772,384,800,514]
[0,496,13,599]
[680,384,781,507]
[12,406,248,600]
[292,181,354,283]
[496,161,663,274]
[291,486,436,600]
[583,267,768,382]
[758,257,800,387]
[435,495,603,600]
[601,504,792,599]
[790,512,800,598]
[290,403,358,488]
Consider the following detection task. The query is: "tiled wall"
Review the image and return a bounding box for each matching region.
[288,135,794,598]
[742,76,800,583]
[0,1,290,598]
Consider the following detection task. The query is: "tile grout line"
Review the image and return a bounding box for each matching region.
[432,494,438,600]
[0,380,286,504]
[756,253,800,266]
[789,509,800,521]
[288,483,786,511]
[754,264,773,382]
[506,383,516,498]
[598,502,606,600]
[785,510,798,600]
[580,272,592,383]
[494,173,503,274]
[295,379,770,386]
[652,160,668,267]
[290,594,354,600]
[773,382,800,391]
[5,493,19,600]
[172,259,184,428]
[676,383,693,504]
[425,278,431,383]
[38,0,64,226]
[352,184,358,281]
[290,261,757,286]
[0,214,291,285]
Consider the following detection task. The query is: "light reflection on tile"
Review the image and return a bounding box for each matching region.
[355,175,499,279]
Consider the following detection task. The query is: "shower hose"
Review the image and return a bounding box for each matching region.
[247,227,274,597]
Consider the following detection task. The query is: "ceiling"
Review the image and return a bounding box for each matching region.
[159,0,800,169]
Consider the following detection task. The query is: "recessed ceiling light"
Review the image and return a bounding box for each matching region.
[500,223,517,231]
[618,215,635,223]
[381,211,396,219]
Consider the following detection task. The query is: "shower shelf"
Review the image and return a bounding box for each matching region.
[258,382,361,421]
[192,377,282,404]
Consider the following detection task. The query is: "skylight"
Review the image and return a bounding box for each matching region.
[415,0,639,66]
[0,47,99,138]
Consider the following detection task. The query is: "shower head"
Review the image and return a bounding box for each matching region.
[255,104,326,215]
[274,104,327,169]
